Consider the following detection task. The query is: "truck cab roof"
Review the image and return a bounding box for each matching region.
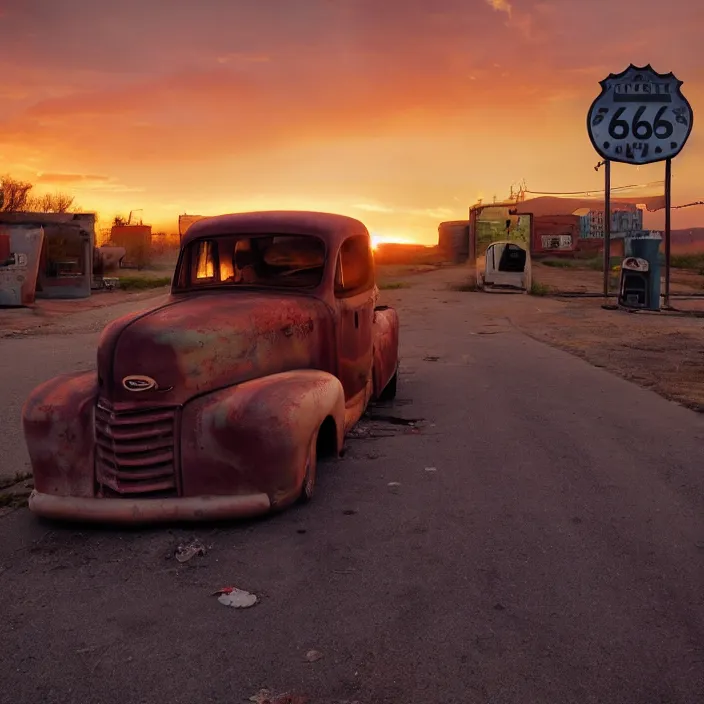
[181,211,371,251]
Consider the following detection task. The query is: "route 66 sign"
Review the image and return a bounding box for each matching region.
[587,64,693,165]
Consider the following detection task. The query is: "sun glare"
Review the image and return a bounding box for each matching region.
[371,233,415,250]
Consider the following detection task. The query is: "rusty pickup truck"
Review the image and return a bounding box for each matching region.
[23,211,400,524]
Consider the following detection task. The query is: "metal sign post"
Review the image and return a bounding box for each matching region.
[587,64,693,305]
[603,160,611,297]
[664,158,672,304]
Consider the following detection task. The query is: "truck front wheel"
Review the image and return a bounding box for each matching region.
[378,368,398,401]
[299,431,318,503]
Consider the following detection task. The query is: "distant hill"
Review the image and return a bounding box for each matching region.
[670,228,704,254]
[672,227,704,241]
[374,242,443,266]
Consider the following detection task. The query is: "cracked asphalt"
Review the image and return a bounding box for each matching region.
[1,270,703,704]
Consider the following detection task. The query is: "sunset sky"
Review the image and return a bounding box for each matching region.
[1,0,703,244]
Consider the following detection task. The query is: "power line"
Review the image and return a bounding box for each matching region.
[652,200,704,212]
[525,181,664,197]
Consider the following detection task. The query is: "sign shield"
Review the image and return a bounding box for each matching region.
[587,64,693,165]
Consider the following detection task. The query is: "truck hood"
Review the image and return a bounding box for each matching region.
[97,291,335,408]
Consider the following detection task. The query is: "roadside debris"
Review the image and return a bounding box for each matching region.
[304,649,323,663]
[212,586,258,608]
[370,413,422,426]
[388,482,401,487]
[0,472,34,513]
[348,413,424,440]
[424,466,437,472]
[249,690,309,704]
[175,539,206,563]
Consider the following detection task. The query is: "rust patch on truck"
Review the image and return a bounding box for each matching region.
[23,371,97,498]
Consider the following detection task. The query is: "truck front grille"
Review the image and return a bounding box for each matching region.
[94,402,178,498]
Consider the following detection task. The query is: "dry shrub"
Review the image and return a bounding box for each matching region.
[150,233,180,256]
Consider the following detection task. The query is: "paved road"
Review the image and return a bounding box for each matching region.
[1,272,703,704]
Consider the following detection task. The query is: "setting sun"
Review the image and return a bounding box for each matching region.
[371,234,416,250]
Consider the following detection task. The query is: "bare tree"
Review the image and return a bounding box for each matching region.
[27,191,76,213]
[0,175,34,212]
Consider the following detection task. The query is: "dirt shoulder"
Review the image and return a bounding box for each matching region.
[461,286,704,412]
[507,297,704,410]
[532,260,704,296]
[525,262,704,410]
[0,287,170,338]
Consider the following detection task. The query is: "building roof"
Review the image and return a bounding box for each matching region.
[181,211,369,249]
[471,195,666,217]
[439,220,469,228]
[514,195,665,216]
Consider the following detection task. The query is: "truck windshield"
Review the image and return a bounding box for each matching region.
[175,234,326,291]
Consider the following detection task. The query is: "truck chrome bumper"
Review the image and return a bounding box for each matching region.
[28,490,271,524]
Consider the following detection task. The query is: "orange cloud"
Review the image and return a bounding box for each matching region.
[486,0,512,16]
[0,61,565,170]
[36,173,110,184]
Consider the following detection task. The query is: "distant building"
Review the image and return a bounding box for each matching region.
[110,224,152,269]
[179,214,206,240]
[437,221,469,263]
[469,196,662,259]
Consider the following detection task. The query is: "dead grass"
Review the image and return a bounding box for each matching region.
[670,253,704,274]
[449,280,480,292]
[379,281,411,290]
[0,492,30,509]
[540,259,581,269]
[530,281,551,296]
[0,471,33,511]
[0,471,32,491]
[375,263,443,290]
[538,256,622,272]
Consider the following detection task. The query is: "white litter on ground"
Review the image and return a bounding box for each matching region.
[216,588,258,608]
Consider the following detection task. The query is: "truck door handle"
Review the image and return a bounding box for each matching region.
[354,312,359,328]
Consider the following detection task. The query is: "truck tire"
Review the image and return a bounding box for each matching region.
[299,431,318,503]
[378,369,398,401]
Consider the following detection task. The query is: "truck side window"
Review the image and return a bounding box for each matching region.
[192,240,217,281]
[335,235,373,297]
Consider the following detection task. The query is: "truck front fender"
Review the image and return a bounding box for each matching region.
[180,369,346,506]
[372,305,400,398]
[22,371,98,498]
